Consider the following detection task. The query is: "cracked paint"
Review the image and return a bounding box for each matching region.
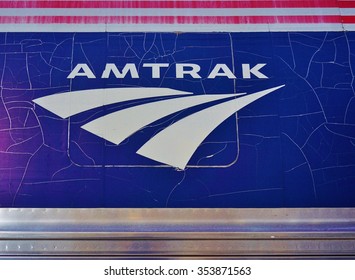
[0,32,354,207]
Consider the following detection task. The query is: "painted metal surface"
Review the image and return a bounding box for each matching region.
[0,31,354,208]
[0,0,354,257]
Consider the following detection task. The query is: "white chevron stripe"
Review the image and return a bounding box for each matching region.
[33,87,192,118]
[137,85,285,169]
[81,93,239,145]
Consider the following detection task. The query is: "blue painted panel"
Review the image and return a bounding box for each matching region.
[0,32,354,207]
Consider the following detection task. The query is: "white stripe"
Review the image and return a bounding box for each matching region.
[0,23,346,32]
[0,8,344,16]
[343,24,355,31]
[340,8,355,15]
[81,93,238,145]
[137,85,285,169]
[33,88,192,118]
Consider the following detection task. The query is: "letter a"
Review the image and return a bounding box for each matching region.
[208,64,236,79]
[67,64,96,79]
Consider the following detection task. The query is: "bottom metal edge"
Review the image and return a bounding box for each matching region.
[0,239,355,257]
[0,208,354,257]
[1,255,355,260]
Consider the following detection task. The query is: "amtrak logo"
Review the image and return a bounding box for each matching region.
[33,85,284,170]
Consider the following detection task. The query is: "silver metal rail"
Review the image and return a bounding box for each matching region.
[0,208,354,258]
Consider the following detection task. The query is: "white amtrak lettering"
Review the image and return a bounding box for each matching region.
[208,64,236,79]
[242,63,268,79]
[67,63,96,79]
[101,63,139,79]
[176,63,202,79]
[67,63,268,79]
[143,63,169,78]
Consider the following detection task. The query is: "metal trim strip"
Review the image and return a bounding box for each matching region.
[0,208,354,258]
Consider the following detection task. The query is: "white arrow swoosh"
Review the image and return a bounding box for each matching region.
[33,87,192,118]
[81,93,238,145]
[137,85,285,170]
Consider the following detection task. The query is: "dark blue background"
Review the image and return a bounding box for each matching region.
[0,32,354,207]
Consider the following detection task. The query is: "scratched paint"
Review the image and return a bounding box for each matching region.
[0,32,354,207]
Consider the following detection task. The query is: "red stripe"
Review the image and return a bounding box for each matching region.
[0,15,345,24]
[341,16,355,23]
[0,0,346,9]
[339,1,355,8]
